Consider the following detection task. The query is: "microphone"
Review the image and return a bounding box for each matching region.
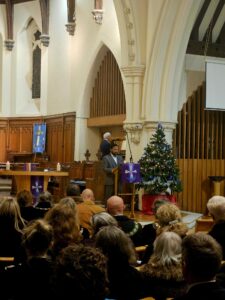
[125,131,133,163]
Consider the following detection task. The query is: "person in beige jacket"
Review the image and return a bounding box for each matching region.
[77,188,105,235]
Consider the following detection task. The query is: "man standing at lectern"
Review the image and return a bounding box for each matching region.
[102,143,124,203]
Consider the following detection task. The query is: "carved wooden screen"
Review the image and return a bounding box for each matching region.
[174,82,225,213]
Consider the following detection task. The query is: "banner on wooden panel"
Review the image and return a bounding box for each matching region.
[33,123,46,153]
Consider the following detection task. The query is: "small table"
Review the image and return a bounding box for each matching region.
[208,176,225,196]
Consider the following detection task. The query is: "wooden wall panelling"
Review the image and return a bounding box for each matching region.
[0,121,7,161]
[45,117,64,162]
[176,159,225,213]
[7,118,42,153]
[0,113,75,164]
[62,114,75,162]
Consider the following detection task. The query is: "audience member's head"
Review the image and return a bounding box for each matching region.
[207,195,225,222]
[81,188,95,202]
[22,219,53,257]
[66,183,81,197]
[181,232,222,283]
[44,202,81,255]
[95,225,136,265]
[37,191,53,206]
[91,212,118,236]
[59,197,76,211]
[152,197,170,215]
[0,196,25,232]
[152,231,182,266]
[156,203,182,226]
[156,203,188,238]
[107,195,125,216]
[53,244,108,300]
[17,189,33,207]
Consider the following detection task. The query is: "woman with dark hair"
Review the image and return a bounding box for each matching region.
[0,196,26,261]
[52,244,108,300]
[4,219,54,300]
[95,225,147,300]
[16,189,39,222]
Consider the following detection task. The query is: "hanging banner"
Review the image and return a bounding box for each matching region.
[33,123,46,153]
[31,176,44,198]
[121,163,141,183]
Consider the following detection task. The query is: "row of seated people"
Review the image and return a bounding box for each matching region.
[0,187,225,299]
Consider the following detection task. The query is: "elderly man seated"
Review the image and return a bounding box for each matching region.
[106,195,143,246]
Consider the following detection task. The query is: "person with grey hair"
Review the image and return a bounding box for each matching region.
[140,231,187,300]
[207,195,225,259]
[91,211,118,236]
[99,131,112,159]
[174,232,225,300]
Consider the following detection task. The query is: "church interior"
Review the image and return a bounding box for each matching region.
[0,0,224,215]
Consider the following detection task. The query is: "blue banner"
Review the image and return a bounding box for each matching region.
[121,163,141,183]
[33,123,46,153]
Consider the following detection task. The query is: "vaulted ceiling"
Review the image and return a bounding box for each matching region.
[187,0,225,58]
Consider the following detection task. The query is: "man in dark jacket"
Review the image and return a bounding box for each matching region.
[102,143,124,202]
[107,195,143,246]
[174,232,225,300]
[100,132,112,158]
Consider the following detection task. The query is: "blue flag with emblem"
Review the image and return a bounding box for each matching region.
[33,123,46,153]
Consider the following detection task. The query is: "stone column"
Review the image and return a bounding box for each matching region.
[121,65,145,162]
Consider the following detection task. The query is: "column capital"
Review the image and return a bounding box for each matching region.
[123,122,143,144]
[121,65,145,77]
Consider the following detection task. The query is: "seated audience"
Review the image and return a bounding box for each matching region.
[95,225,147,300]
[0,196,26,262]
[207,195,225,259]
[66,182,82,203]
[91,211,118,236]
[141,202,188,264]
[44,201,81,260]
[107,195,143,246]
[140,198,170,264]
[77,188,105,235]
[140,231,187,300]
[59,196,89,239]
[174,232,225,300]
[34,190,53,218]
[82,211,118,247]
[155,203,188,238]
[51,244,108,300]
[4,219,54,300]
[16,189,40,222]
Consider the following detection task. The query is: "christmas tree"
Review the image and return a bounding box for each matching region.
[137,123,182,195]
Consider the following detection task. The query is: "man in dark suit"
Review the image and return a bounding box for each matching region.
[174,232,225,300]
[99,132,112,159]
[102,143,124,202]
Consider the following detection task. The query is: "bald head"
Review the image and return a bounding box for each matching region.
[107,196,125,216]
[81,189,95,202]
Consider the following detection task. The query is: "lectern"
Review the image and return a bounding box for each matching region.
[114,163,140,219]
[208,176,225,196]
